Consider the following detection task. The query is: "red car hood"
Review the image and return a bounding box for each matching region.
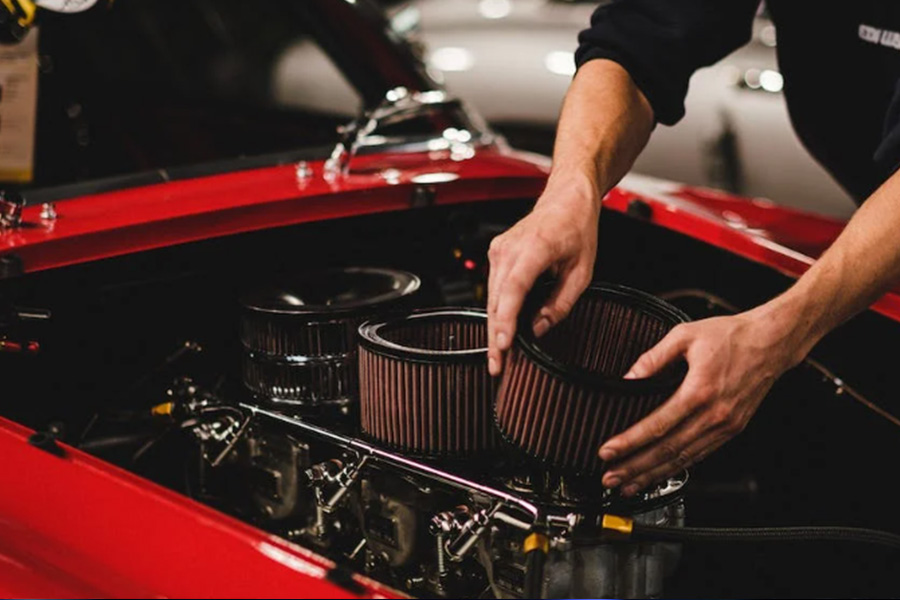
[608,174,900,322]
[0,148,888,317]
[2,152,875,320]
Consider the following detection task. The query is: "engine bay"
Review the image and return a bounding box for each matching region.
[2,203,900,598]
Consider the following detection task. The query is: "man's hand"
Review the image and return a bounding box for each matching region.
[484,59,655,376]
[598,308,805,496]
[487,173,600,375]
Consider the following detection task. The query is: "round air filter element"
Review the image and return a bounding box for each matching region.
[358,309,497,457]
[240,267,420,406]
[495,283,689,475]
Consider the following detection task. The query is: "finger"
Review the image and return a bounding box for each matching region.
[597,373,703,464]
[623,325,691,380]
[487,238,515,375]
[493,246,553,355]
[531,264,590,337]
[618,433,730,497]
[600,411,712,489]
[487,238,508,318]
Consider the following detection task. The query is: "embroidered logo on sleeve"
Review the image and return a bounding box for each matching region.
[860,24,900,50]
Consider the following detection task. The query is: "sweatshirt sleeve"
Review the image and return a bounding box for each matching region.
[575,0,761,125]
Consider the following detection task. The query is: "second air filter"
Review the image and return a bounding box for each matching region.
[358,308,497,457]
[494,283,689,476]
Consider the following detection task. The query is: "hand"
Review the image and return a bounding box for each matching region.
[487,172,600,375]
[598,309,804,496]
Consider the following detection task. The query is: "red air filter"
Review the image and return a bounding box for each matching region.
[358,309,498,457]
[494,283,689,475]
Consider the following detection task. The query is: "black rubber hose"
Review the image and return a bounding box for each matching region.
[629,523,900,551]
[79,431,156,451]
[522,546,547,599]
[522,526,550,599]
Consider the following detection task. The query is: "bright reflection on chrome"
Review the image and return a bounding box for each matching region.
[385,87,409,103]
[411,172,460,184]
[451,145,476,161]
[391,6,420,35]
[742,68,783,93]
[743,68,762,89]
[429,46,475,72]
[442,127,472,143]
[427,138,452,151]
[545,51,576,76]
[479,0,511,19]
[759,69,784,93]
[381,168,402,185]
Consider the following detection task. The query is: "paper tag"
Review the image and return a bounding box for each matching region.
[0,27,38,183]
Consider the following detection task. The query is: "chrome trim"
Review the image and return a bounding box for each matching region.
[240,402,541,521]
[324,86,491,180]
[0,191,25,229]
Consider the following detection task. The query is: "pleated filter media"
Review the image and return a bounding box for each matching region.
[495,283,689,475]
[358,309,498,457]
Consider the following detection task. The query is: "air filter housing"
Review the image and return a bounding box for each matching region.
[494,283,689,475]
[358,309,497,457]
[240,267,420,406]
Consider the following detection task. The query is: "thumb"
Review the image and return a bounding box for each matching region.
[624,325,690,379]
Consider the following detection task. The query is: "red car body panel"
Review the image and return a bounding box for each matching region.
[605,176,900,322]
[0,416,402,599]
[0,149,549,274]
[0,146,892,597]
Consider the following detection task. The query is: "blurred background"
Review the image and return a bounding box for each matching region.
[6,0,858,219]
[366,0,857,219]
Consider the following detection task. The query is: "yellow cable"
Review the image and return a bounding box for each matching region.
[601,514,634,537]
[1,0,36,26]
[523,532,549,554]
[150,402,175,417]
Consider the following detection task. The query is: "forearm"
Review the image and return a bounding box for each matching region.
[754,170,900,364]
[541,59,655,208]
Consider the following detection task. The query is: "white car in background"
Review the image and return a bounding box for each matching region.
[273,0,856,218]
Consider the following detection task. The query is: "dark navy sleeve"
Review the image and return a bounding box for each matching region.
[575,0,761,125]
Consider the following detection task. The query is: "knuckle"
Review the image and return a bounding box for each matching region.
[708,405,733,429]
[692,383,715,404]
[551,296,575,317]
[488,238,506,259]
[658,442,678,461]
[533,231,560,255]
[649,419,670,441]
[505,274,528,293]
[630,476,648,490]
[724,416,746,436]
[674,450,692,468]
[571,268,592,289]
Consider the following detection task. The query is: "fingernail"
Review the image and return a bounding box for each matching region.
[533,317,551,338]
[623,370,638,380]
[488,357,498,375]
[623,484,639,497]
[599,447,616,461]
[497,332,509,349]
[603,476,621,489]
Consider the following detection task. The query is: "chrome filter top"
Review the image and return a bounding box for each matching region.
[358,308,498,457]
[494,283,689,476]
[240,267,420,406]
